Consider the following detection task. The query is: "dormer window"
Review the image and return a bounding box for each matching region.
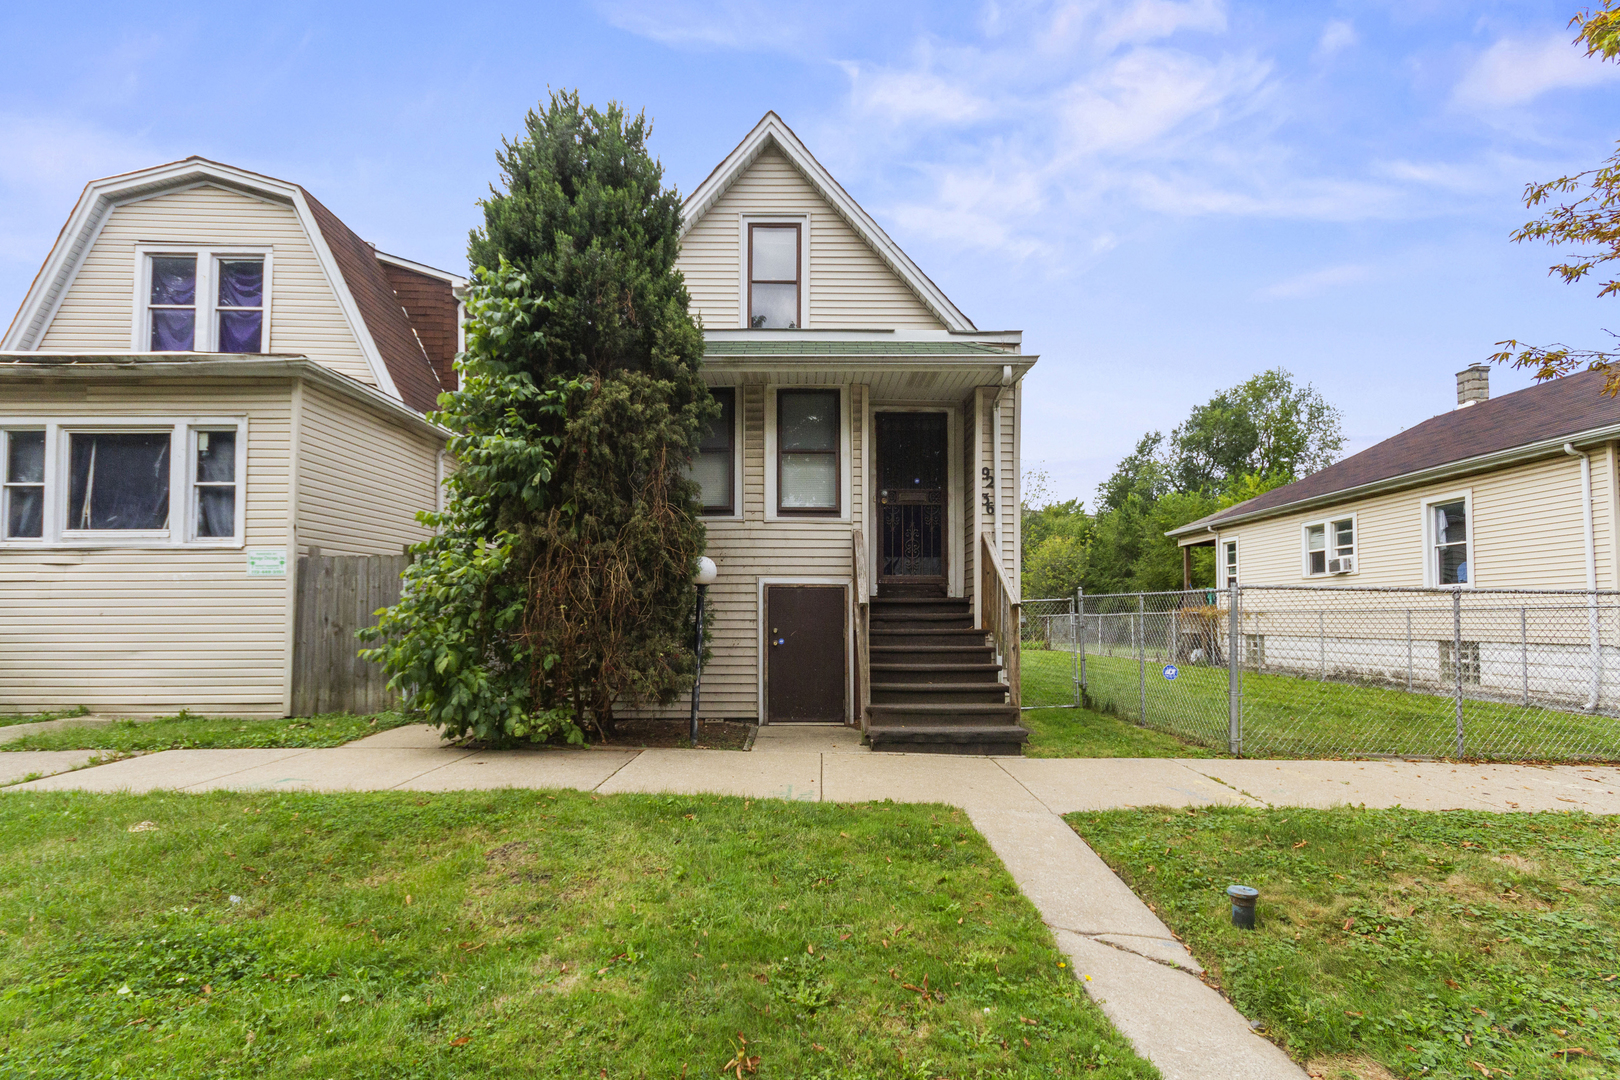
[748,223,800,329]
[142,250,266,353]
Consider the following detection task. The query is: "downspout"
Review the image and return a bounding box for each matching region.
[1564,442,1601,710]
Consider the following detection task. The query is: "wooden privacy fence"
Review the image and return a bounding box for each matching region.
[292,546,408,716]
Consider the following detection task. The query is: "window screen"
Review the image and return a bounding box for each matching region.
[66,432,170,531]
[778,390,838,513]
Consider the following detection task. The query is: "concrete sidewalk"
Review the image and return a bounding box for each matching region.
[7,731,1619,1080]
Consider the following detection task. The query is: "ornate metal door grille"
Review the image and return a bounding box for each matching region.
[876,413,947,583]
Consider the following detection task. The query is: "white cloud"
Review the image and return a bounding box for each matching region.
[1259,263,1373,299]
[1453,34,1620,109]
[1096,0,1227,49]
[1059,48,1271,155]
[594,0,833,54]
[1315,19,1357,59]
[841,61,999,127]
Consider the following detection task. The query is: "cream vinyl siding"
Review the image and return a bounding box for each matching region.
[677,147,944,330]
[0,378,293,716]
[624,382,868,721]
[37,184,375,386]
[1216,452,1616,590]
[295,382,441,556]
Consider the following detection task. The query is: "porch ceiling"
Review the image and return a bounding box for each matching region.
[700,354,1037,403]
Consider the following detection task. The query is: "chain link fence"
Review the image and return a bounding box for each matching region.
[1020,597,1081,709]
[1025,585,1620,760]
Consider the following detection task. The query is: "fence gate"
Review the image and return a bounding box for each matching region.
[291,546,408,716]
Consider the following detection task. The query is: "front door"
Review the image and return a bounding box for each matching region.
[765,585,847,723]
[876,412,947,589]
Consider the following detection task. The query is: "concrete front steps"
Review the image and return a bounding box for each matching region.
[865,595,1028,755]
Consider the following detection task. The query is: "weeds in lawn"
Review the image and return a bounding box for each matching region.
[1,711,412,753]
[0,790,1156,1078]
[1069,805,1620,1078]
[0,705,90,728]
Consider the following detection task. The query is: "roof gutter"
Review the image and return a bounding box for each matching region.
[1168,423,1620,538]
[0,353,450,441]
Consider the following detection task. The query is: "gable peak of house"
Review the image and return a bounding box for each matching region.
[682,112,976,333]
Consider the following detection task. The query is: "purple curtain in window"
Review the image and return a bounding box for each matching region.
[151,310,195,351]
[67,433,170,530]
[217,311,262,353]
[150,257,196,305]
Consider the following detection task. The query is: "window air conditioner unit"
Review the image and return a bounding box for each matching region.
[1328,555,1355,574]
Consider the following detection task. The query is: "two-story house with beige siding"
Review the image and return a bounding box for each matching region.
[667,114,1036,753]
[1170,366,1620,593]
[1,158,460,718]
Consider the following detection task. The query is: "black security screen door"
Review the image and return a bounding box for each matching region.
[876,412,947,583]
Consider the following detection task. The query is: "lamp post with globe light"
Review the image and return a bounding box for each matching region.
[690,556,718,745]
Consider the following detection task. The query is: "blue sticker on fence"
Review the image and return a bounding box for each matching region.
[1163,664,1179,681]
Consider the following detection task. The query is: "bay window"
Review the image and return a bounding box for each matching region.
[777,389,839,514]
[141,249,267,353]
[0,420,245,546]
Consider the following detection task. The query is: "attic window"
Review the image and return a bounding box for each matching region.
[748,224,800,329]
[142,250,267,353]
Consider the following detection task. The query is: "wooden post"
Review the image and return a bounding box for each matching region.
[1182,544,1191,589]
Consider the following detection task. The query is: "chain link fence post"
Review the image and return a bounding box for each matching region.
[1137,592,1147,725]
[1077,588,1086,700]
[1521,606,1529,707]
[1228,581,1242,756]
[1454,586,1465,758]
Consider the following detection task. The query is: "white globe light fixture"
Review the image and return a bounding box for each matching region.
[690,556,718,744]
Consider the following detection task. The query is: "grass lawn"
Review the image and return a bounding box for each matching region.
[1069,650,1620,761]
[0,706,91,729]
[1067,805,1620,1079]
[1020,650,1217,759]
[0,790,1155,1079]
[1,711,413,753]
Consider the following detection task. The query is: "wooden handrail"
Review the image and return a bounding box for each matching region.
[979,532,1021,707]
[853,529,871,729]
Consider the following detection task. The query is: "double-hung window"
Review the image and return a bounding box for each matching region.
[142,250,267,352]
[3,430,45,539]
[0,420,245,547]
[777,389,839,515]
[1304,517,1356,575]
[1223,540,1238,586]
[748,223,800,329]
[1432,499,1468,585]
[690,388,735,515]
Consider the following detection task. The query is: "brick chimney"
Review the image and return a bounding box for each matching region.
[1456,363,1490,407]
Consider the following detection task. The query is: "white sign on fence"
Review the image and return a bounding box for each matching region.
[246,548,287,577]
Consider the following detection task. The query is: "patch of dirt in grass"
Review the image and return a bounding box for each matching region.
[589,718,754,750]
[1306,1053,1397,1080]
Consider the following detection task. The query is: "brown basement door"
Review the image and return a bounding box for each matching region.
[765,585,847,723]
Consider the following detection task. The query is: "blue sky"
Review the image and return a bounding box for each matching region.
[3,1,1617,504]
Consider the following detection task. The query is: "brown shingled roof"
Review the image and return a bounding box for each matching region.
[379,259,460,392]
[1178,369,1620,533]
[301,190,443,413]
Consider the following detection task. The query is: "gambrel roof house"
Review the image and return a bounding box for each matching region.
[1,158,461,716]
[1170,365,1620,594]
[2,115,1036,753]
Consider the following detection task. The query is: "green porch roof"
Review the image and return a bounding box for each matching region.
[703,340,1008,356]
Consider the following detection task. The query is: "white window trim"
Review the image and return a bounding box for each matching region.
[1300,512,1359,578]
[1420,489,1474,588]
[697,385,744,522]
[737,214,810,329]
[0,427,47,543]
[130,245,273,353]
[763,385,851,522]
[1220,536,1238,589]
[0,417,248,549]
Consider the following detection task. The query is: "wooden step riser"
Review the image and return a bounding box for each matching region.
[872,687,1009,705]
[869,667,1003,685]
[872,631,989,648]
[867,707,1022,726]
[869,602,972,617]
[870,618,975,631]
[870,647,996,665]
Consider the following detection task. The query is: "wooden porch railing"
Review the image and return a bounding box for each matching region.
[979,532,1021,707]
[853,528,871,730]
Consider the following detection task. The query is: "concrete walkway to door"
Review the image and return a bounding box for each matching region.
[7,726,1619,1080]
